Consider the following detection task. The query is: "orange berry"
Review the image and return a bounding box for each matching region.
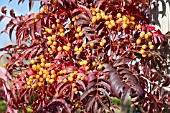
[81,76,84,80]
[47,40,53,45]
[51,74,56,79]
[70,73,75,77]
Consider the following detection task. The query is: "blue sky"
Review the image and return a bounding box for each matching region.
[0,0,40,48]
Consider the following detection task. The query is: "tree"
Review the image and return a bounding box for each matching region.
[0,0,169,113]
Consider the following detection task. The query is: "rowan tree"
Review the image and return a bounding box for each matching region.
[0,0,170,113]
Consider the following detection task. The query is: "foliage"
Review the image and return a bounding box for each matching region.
[0,0,170,113]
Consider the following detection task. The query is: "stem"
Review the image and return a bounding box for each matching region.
[0,13,13,19]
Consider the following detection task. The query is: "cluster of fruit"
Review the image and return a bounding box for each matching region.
[136,31,154,58]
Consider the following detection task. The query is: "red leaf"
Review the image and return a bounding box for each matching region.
[0,15,5,22]
[1,6,7,14]
[29,0,34,11]
[0,66,12,82]
[10,9,16,18]
[95,0,105,8]
[9,24,16,41]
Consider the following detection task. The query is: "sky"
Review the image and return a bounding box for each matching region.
[0,0,40,49]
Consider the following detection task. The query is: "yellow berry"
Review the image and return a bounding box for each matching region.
[74,46,79,51]
[68,77,73,82]
[52,35,57,40]
[142,53,147,58]
[81,76,84,80]
[85,66,89,71]
[62,78,67,83]
[92,62,97,66]
[144,34,149,39]
[104,15,109,20]
[122,23,128,29]
[136,38,141,45]
[108,24,113,29]
[77,75,81,80]
[97,64,103,70]
[95,8,100,12]
[140,32,145,38]
[105,21,110,25]
[100,42,105,46]
[117,13,122,18]
[82,44,86,48]
[2,64,7,67]
[140,49,145,54]
[75,16,79,20]
[56,19,60,23]
[149,45,155,50]
[90,42,95,47]
[148,42,152,46]
[77,27,82,32]
[57,46,62,52]
[60,33,65,37]
[30,60,35,64]
[52,24,56,28]
[73,88,77,92]
[75,33,79,38]
[92,16,97,23]
[147,32,152,37]
[148,53,152,57]
[70,73,75,77]
[72,83,76,87]
[51,74,56,79]
[136,24,142,30]
[49,79,55,84]
[79,31,84,37]
[142,44,147,49]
